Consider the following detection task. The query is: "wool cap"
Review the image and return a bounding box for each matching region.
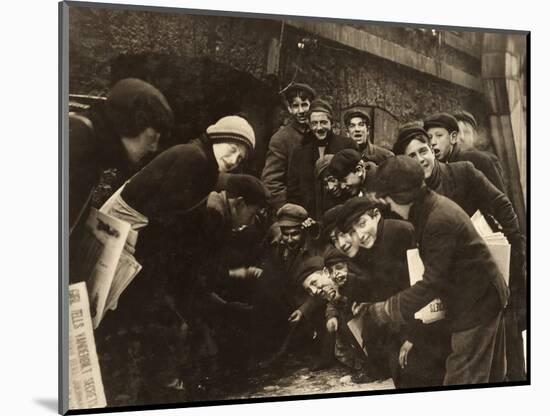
[328,149,362,179]
[315,154,335,179]
[322,204,343,239]
[206,115,256,155]
[373,155,425,198]
[276,203,309,228]
[308,99,334,119]
[343,109,371,127]
[393,124,431,155]
[105,78,174,136]
[423,112,459,134]
[324,246,348,267]
[453,110,478,129]
[224,173,269,206]
[337,196,381,233]
[284,83,317,101]
[293,256,325,286]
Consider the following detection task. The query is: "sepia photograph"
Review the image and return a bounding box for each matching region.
[60,0,529,413]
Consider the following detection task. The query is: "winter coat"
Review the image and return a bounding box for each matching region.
[447,145,505,193]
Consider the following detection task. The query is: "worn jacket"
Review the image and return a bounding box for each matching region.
[287,131,357,218]
[447,145,505,193]
[261,120,309,210]
[386,189,509,332]
[361,142,394,165]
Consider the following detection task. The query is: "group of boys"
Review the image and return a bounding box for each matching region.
[69,78,526,399]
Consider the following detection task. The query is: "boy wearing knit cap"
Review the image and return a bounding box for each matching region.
[424,112,505,192]
[287,99,357,218]
[364,155,509,386]
[262,83,316,210]
[343,109,394,164]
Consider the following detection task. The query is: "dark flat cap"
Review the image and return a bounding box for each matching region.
[453,110,478,129]
[328,149,362,180]
[293,256,325,286]
[308,99,333,119]
[224,174,269,206]
[324,246,348,267]
[283,83,317,101]
[344,109,371,127]
[393,124,431,155]
[337,196,381,233]
[315,154,334,179]
[373,155,425,199]
[276,203,309,227]
[423,112,459,133]
[322,204,343,238]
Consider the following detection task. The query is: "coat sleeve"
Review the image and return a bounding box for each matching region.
[261,133,290,210]
[286,148,301,206]
[469,151,506,193]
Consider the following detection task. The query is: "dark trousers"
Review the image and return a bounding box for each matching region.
[444,311,506,386]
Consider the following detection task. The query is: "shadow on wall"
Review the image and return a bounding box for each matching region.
[108,53,283,175]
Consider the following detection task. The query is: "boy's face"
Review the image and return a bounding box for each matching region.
[328,262,348,286]
[427,127,457,161]
[309,112,332,142]
[347,116,369,146]
[351,211,380,249]
[330,229,360,258]
[323,174,342,198]
[340,167,363,197]
[213,142,248,172]
[302,269,339,301]
[287,96,311,125]
[280,225,304,250]
[404,139,435,179]
[231,199,260,231]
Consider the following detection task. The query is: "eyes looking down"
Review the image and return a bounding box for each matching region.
[302,269,338,301]
[280,225,304,250]
[212,142,249,173]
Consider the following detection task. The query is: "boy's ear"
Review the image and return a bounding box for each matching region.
[450,131,459,144]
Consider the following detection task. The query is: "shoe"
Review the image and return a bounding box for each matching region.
[350,370,377,384]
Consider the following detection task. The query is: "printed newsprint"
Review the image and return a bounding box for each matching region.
[69,282,107,410]
[407,248,446,324]
[347,313,369,358]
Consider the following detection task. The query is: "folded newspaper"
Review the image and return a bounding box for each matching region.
[347,313,369,358]
[75,208,142,328]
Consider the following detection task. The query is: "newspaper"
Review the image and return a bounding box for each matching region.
[471,210,511,286]
[407,248,446,324]
[347,313,369,358]
[68,282,107,410]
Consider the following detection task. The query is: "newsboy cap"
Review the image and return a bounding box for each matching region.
[308,99,334,119]
[373,155,425,198]
[324,246,348,267]
[423,112,460,134]
[224,174,269,206]
[393,124,431,155]
[283,82,317,101]
[343,109,371,127]
[337,196,382,233]
[293,256,325,287]
[322,204,343,239]
[276,203,309,228]
[453,110,478,129]
[328,149,362,180]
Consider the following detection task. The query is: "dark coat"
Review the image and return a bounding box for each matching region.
[361,142,394,165]
[261,120,309,210]
[447,145,505,193]
[287,131,357,218]
[387,189,509,332]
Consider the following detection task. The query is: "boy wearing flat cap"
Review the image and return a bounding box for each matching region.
[287,99,357,219]
[363,155,509,386]
[327,148,379,199]
[343,109,394,164]
[262,83,316,210]
[424,112,505,192]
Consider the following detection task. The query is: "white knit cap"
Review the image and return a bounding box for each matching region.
[206,115,255,155]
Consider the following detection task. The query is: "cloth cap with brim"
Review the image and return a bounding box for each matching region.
[322,204,343,239]
[224,173,269,206]
[324,246,348,267]
[105,78,174,135]
[293,256,325,287]
[393,124,430,155]
[337,196,381,233]
[423,112,459,134]
[308,99,333,119]
[276,203,309,227]
[206,115,256,156]
[453,110,478,129]
[328,149,362,180]
[315,154,334,179]
[343,109,371,127]
[283,83,317,101]
[373,155,425,199]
